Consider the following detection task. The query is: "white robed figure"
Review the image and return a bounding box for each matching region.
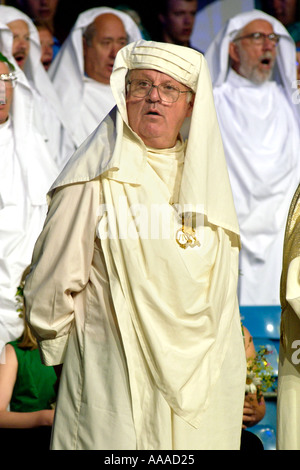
[0,5,75,170]
[206,10,300,306]
[24,40,246,450]
[48,7,142,148]
[0,51,58,357]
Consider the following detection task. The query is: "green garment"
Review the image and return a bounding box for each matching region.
[8,341,56,412]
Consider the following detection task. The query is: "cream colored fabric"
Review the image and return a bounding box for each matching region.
[205,10,300,306]
[277,184,300,449]
[25,40,246,449]
[147,139,185,204]
[48,7,142,147]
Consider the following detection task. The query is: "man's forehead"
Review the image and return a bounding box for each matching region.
[7,19,29,34]
[93,14,126,37]
[130,68,181,83]
[242,19,274,34]
[168,0,198,13]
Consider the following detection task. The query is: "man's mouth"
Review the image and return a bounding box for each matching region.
[146,109,161,116]
[42,59,52,70]
[182,28,192,36]
[14,52,26,65]
[259,54,273,67]
[38,8,51,18]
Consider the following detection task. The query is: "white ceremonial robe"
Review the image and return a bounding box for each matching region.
[77,77,115,146]
[0,7,76,171]
[213,69,300,306]
[30,84,75,170]
[24,40,246,451]
[0,120,49,353]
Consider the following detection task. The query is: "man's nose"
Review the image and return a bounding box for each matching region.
[109,42,123,58]
[16,38,28,50]
[263,36,276,50]
[183,13,193,25]
[146,84,161,101]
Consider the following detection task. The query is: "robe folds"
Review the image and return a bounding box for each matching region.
[24,174,245,450]
[24,132,245,449]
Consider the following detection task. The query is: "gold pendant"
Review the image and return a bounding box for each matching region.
[176,220,200,249]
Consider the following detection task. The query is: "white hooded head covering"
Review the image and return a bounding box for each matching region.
[0,18,35,104]
[52,39,240,240]
[205,9,297,98]
[0,5,69,130]
[48,7,142,146]
[0,26,58,205]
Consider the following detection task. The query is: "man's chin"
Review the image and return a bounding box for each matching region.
[15,59,26,70]
[240,65,273,85]
[250,70,273,85]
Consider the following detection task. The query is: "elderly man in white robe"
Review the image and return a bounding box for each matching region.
[0,52,58,361]
[205,10,300,308]
[0,5,75,170]
[48,7,142,148]
[24,40,246,450]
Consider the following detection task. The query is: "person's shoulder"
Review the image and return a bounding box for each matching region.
[50,176,100,202]
[3,343,18,364]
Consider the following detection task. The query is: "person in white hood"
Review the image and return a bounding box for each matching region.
[206,10,300,307]
[48,7,142,148]
[24,40,246,450]
[0,51,58,361]
[0,5,75,170]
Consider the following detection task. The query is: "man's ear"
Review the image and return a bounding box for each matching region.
[186,94,195,117]
[229,41,240,64]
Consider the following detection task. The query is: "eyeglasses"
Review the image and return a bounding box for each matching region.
[127,79,192,103]
[233,32,280,45]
